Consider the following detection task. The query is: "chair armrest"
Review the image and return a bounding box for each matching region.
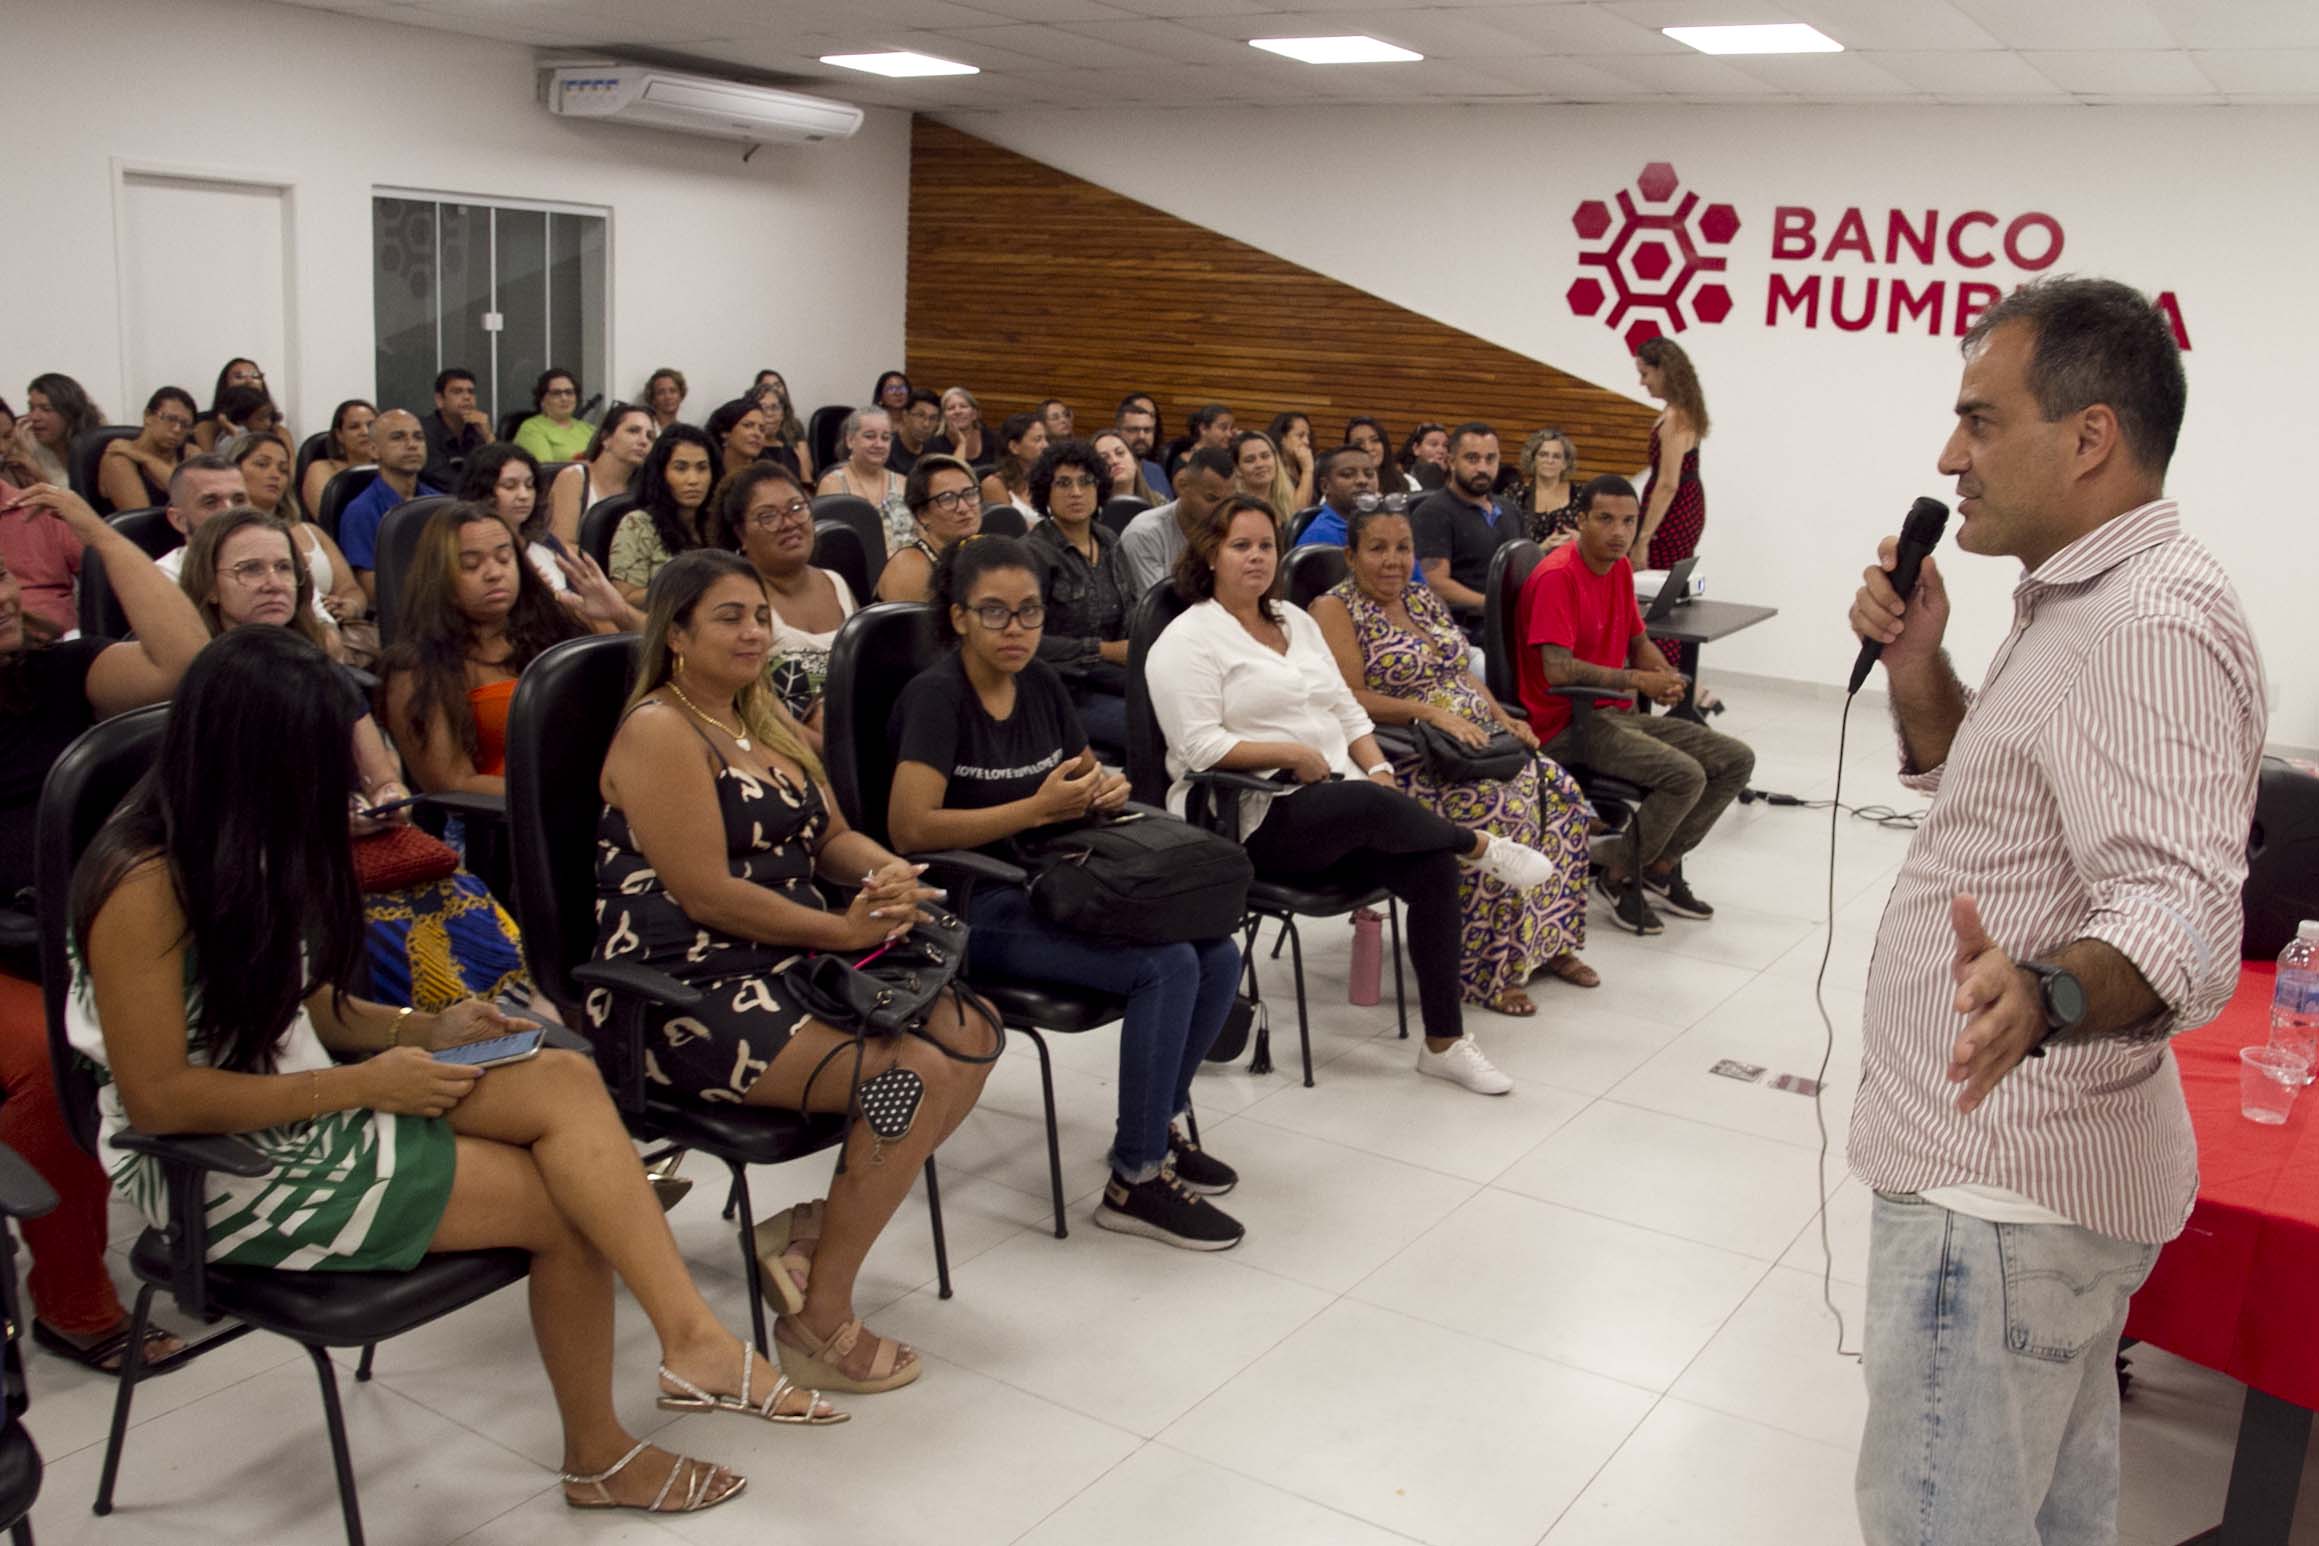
[1186,768,1285,796]
[0,908,35,954]
[908,848,1028,889]
[1551,683,1637,706]
[111,1130,272,1178]
[571,962,702,1118]
[109,1129,270,1322]
[571,960,704,1010]
[418,790,508,825]
[0,1144,57,1220]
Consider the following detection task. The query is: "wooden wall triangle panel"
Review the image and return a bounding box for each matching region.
[906,117,1659,478]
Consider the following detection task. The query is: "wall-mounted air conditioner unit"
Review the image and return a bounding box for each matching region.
[544,65,864,146]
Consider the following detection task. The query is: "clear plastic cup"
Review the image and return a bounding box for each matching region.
[2240,1046,2309,1125]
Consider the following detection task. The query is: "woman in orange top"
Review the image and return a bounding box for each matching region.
[380,503,632,797]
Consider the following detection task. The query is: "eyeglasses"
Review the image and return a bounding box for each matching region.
[543,387,577,400]
[967,600,1045,632]
[1049,474,1098,493]
[153,414,194,431]
[223,558,298,585]
[746,499,814,530]
[922,488,976,512]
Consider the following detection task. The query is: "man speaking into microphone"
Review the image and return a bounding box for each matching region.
[1846,277,2266,1546]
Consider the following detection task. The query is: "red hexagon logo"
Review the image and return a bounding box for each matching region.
[1567,162,1739,341]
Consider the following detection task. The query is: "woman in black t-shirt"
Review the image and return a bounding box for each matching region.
[888,537,1247,1253]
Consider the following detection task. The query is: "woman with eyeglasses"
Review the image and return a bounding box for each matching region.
[226,431,370,661]
[725,464,855,752]
[747,370,812,482]
[302,399,378,517]
[875,455,981,604]
[814,407,910,553]
[546,402,654,554]
[887,536,1246,1250]
[1023,440,1130,751]
[97,387,197,514]
[513,368,594,463]
[871,371,911,416]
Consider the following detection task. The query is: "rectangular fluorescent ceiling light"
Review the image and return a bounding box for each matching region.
[1662,23,1842,54]
[819,50,977,77]
[1250,35,1423,65]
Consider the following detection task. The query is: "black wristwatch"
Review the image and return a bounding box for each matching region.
[2021,961,2087,1057]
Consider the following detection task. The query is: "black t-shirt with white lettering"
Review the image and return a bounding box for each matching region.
[892,653,1086,849]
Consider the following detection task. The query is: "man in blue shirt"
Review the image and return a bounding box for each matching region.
[338,408,440,602]
[1297,445,1423,581]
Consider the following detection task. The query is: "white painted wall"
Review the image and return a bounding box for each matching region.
[2,0,908,446]
[947,105,2318,748]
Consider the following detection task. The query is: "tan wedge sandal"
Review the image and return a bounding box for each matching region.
[561,1440,745,1514]
[750,1200,821,1317]
[775,1314,922,1395]
[656,1344,848,1426]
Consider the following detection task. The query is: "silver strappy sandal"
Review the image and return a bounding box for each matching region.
[657,1343,849,1425]
[560,1440,745,1513]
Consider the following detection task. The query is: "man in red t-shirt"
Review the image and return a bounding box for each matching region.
[1515,475,1754,933]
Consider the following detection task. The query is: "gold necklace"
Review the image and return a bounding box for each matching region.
[667,680,751,751]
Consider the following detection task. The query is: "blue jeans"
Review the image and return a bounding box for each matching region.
[1074,689,1129,760]
[965,886,1240,1181]
[1857,1192,2159,1546]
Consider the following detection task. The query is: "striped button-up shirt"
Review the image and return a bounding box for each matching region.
[1850,500,2267,1244]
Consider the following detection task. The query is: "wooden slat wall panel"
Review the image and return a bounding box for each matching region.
[905,118,1659,477]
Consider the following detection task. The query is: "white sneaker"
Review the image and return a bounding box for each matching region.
[1416,1037,1514,1096]
[1473,833,1557,889]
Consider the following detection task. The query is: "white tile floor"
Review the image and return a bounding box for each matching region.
[23,678,2319,1546]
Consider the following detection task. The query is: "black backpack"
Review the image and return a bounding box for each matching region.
[1014,812,1253,946]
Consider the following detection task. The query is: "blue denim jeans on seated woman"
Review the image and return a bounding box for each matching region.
[965,886,1241,1182]
[1856,1190,2159,1546]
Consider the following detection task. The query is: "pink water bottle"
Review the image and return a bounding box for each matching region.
[1349,908,1383,1006]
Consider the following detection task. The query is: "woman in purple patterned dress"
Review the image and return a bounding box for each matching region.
[1310,505,1598,1015]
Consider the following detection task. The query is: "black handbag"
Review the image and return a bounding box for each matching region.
[782,909,969,1037]
[1400,719,1530,784]
[1014,812,1254,946]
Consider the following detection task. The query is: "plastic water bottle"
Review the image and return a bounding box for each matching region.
[1348,909,1383,1006]
[2272,920,2319,1086]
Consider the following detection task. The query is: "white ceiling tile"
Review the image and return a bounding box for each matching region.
[1775,0,1999,50]
[1085,0,1277,15]
[2225,92,2319,104]
[1461,3,1684,56]
[1477,55,1668,97]
[1718,51,1920,95]
[2191,49,2319,92]
[934,23,1156,66]
[1866,48,2064,96]
[2150,0,2319,50]
[1173,8,1548,58]
[1050,18,1260,64]
[914,0,1133,18]
[1945,0,2174,51]
[1585,52,1795,94]
[2019,49,2217,95]
[1599,0,1806,28]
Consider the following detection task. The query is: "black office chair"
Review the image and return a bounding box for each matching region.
[535,460,573,503]
[0,1142,57,1546]
[293,430,332,504]
[1284,543,1348,609]
[74,509,179,640]
[811,520,875,610]
[504,634,951,1354]
[1283,505,1325,546]
[1482,541,1650,932]
[314,466,380,544]
[821,604,1130,1236]
[66,428,140,516]
[1124,583,1406,1086]
[368,495,455,651]
[578,493,638,573]
[34,707,529,1546]
[807,405,850,475]
[977,504,1028,539]
[1099,495,1148,536]
[811,493,888,576]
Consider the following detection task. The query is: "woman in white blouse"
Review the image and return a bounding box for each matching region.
[1147,496,1557,1096]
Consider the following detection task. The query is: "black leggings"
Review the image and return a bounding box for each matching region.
[1241,780,1472,1041]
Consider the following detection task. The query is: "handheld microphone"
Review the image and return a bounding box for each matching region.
[1847,496,1950,696]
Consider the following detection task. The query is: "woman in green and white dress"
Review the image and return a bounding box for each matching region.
[68,626,838,1517]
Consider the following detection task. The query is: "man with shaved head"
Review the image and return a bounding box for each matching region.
[337,407,439,601]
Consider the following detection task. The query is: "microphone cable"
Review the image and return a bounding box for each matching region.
[1813,692,1864,1363]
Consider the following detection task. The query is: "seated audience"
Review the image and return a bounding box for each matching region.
[227,432,369,660]
[710,395,775,479]
[890,388,941,477]
[383,502,628,800]
[547,402,654,552]
[1231,430,1299,525]
[1265,412,1318,512]
[199,384,289,457]
[75,627,800,1513]
[609,426,722,605]
[189,359,266,451]
[748,370,812,481]
[1400,422,1451,491]
[644,367,689,431]
[815,408,911,553]
[1113,445,1233,604]
[929,385,989,467]
[98,388,196,513]
[0,470,87,635]
[876,455,981,604]
[463,442,567,593]
[726,463,854,750]
[1412,422,1519,627]
[421,367,493,490]
[978,412,1047,516]
[1,481,206,1374]
[1516,476,1754,932]
[596,550,1000,1393]
[513,368,594,462]
[1092,429,1157,506]
[1311,504,1598,1009]
[888,537,1244,1248]
[1148,496,1558,1095]
[1112,398,1171,499]
[1024,440,1129,749]
[1346,415,1417,493]
[1296,445,1419,580]
[0,398,15,455]
[1517,428,1580,549]
[1039,398,1074,441]
[302,398,378,515]
[339,408,442,600]
[1168,403,1235,483]
[12,374,104,487]
[872,370,912,416]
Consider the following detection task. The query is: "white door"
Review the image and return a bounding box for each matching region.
[117,171,292,424]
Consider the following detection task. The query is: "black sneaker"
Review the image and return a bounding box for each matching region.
[1166,1125,1237,1195]
[1592,871,1665,935]
[1093,1173,1245,1251]
[1642,867,1715,920]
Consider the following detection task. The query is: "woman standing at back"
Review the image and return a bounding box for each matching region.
[1634,336,1709,676]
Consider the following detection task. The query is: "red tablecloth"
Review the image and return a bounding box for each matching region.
[2125,963,2319,1410]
